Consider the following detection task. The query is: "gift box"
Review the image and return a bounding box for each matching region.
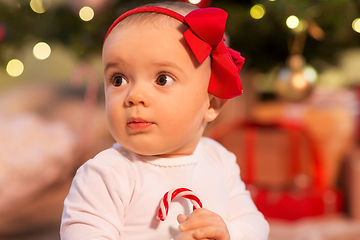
[347,148,360,219]
[208,119,343,220]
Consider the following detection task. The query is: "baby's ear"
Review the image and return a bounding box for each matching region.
[204,95,228,122]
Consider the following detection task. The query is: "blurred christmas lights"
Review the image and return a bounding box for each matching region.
[353,18,360,33]
[292,72,307,89]
[179,0,211,8]
[286,15,300,29]
[30,0,51,14]
[6,59,24,77]
[189,0,201,4]
[250,4,265,20]
[292,20,307,33]
[33,42,51,60]
[79,6,94,21]
[303,66,317,83]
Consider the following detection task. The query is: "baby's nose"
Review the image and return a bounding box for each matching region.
[125,85,151,107]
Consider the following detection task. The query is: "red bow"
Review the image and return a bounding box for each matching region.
[104,7,244,99]
[183,8,244,99]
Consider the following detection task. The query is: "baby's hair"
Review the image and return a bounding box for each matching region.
[109,2,198,34]
[145,2,231,46]
[144,1,199,15]
[110,1,230,46]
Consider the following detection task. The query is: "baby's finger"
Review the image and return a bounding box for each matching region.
[179,215,219,232]
[177,214,188,224]
[193,226,228,240]
[174,230,207,240]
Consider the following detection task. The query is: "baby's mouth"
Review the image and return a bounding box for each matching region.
[127,117,154,130]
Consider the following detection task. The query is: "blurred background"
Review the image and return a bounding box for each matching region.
[1,0,360,239]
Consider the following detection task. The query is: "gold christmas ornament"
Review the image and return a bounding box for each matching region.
[275,54,317,102]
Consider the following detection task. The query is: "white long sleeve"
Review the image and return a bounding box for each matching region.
[61,137,269,240]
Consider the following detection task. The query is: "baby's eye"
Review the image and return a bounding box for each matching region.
[112,76,128,87]
[156,74,175,86]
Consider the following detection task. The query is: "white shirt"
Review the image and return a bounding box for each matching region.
[61,137,269,240]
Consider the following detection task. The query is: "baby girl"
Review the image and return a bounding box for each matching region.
[61,2,269,239]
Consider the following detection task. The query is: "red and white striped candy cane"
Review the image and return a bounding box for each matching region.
[157,187,203,221]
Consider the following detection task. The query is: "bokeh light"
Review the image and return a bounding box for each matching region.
[30,0,50,14]
[303,66,317,83]
[6,59,24,77]
[33,42,51,60]
[189,0,201,4]
[352,18,360,33]
[292,73,307,89]
[250,4,266,20]
[79,6,94,21]
[286,15,299,29]
[293,19,307,33]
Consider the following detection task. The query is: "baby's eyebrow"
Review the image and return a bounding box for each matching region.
[153,61,184,73]
[104,60,184,74]
[104,61,119,72]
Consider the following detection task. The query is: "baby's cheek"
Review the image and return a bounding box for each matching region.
[105,106,120,135]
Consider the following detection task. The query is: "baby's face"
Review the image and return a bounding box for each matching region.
[102,18,212,157]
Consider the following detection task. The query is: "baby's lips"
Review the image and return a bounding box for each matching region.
[127,117,152,124]
[126,117,154,130]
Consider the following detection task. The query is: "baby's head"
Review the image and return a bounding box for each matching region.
[102,2,244,158]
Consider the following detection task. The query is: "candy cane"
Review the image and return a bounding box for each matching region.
[157,188,203,221]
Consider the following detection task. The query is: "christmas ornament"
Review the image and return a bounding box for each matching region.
[275,54,317,102]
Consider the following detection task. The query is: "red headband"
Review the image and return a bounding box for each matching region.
[104,6,244,99]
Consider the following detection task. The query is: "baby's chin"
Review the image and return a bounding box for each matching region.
[118,142,194,159]
[116,141,162,156]
[129,148,188,158]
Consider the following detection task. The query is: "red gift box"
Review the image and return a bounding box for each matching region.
[209,119,343,221]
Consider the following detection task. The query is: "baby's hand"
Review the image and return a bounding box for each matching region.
[174,208,230,240]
